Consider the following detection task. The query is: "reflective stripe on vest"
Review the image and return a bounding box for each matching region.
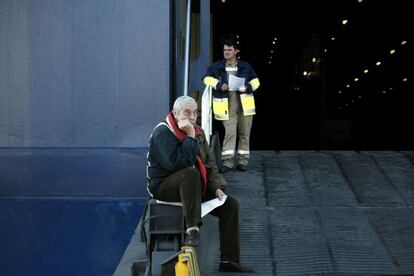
[203,76,219,89]
[249,78,260,91]
[225,67,238,72]
[212,97,229,120]
[240,93,256,116]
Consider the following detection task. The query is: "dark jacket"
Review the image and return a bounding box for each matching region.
[204,59,258,99]
[146,122,226,196]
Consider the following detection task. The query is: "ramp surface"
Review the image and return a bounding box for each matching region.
[116,151,414,275]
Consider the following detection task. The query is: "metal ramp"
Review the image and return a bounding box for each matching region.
[115,151,414,276]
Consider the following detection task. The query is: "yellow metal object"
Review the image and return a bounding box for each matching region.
[175,246,200,276]
[175,254,189,275]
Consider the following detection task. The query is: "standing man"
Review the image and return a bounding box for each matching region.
[203,38,260,173]
[146,96,254,272]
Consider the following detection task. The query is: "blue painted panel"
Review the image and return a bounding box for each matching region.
[0,198,145,276]
[0,0,170,147]
[0,148,148,197]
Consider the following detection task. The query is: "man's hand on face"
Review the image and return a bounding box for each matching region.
[178,119,195,138]
[221,83,229,92]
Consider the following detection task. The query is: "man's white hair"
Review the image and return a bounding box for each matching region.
[173,96,196,113]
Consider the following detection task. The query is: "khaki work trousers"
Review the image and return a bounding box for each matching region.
[154,167,241,262]
[222,91,253,168]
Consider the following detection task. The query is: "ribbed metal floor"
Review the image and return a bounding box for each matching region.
[199,151,414,275]
[115,151,414,275]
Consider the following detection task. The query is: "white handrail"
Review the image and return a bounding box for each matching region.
[183,0,191,96]
[201,85,212,144]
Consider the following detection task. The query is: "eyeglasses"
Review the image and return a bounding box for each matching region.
[182,109,198,117]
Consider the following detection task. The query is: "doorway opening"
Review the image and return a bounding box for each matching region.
[210,0,413,150]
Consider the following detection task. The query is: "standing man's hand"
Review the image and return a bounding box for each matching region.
[215,188,226,201]
[221,83,229,92]
[238,86,247,93]
[178,119,195,138]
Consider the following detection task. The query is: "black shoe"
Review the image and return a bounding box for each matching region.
[219,261,255,272]
[220,166,232,173]
[183,229,199,247]
[236,164,247,171]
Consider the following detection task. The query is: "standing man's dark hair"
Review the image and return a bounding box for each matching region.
[223,38,239,49]
[203,38,260,173]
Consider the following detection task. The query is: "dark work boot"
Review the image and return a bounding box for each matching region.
[183,229,199,247]
[219,261,255,272]
[236,164,247,171]
[220,166,232,174]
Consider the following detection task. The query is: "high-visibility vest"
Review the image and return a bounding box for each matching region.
[240,93,256,116]
[211,76,260,119]
[203,60,260,120]
[212,97,229,120]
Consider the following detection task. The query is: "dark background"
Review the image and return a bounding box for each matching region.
[210,0,413,150]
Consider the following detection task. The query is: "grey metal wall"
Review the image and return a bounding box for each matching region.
[0,0,170,147]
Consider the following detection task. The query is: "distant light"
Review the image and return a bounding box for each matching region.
[236,41,240,44]
[358,0,364,3]
[270,56,273,59]
[331,37,336,41]
[274,37,278,41]
[221,0,226,3]
[338,106,342,110]
[272,41,276,45]
[268,61,272,64]
[389,87,393,91]
[312,57,317,63]
[338,90,342,94]
[236,35,239,38]
[354,78,359,82]
[402,78,408,82]
[363,69,369,74]
[345,103,349,106]
[271,50,274,53]
[376,61,381,66]
[324,49,328,53]
[382,90,386,94]
[303,71,308,76]
[401,40,407,45]
[358,95,362,99]
[352,100,355,103]
[346,84,351,88]
[342,19,349,25]
[390,49,396,55]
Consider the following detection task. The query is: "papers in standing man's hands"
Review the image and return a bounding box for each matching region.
[228,75,245,91]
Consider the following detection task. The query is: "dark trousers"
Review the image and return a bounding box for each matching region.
[153,167,240,262]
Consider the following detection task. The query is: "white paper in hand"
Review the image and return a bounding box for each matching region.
[228,75,245,91]
[201,195,227,217]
